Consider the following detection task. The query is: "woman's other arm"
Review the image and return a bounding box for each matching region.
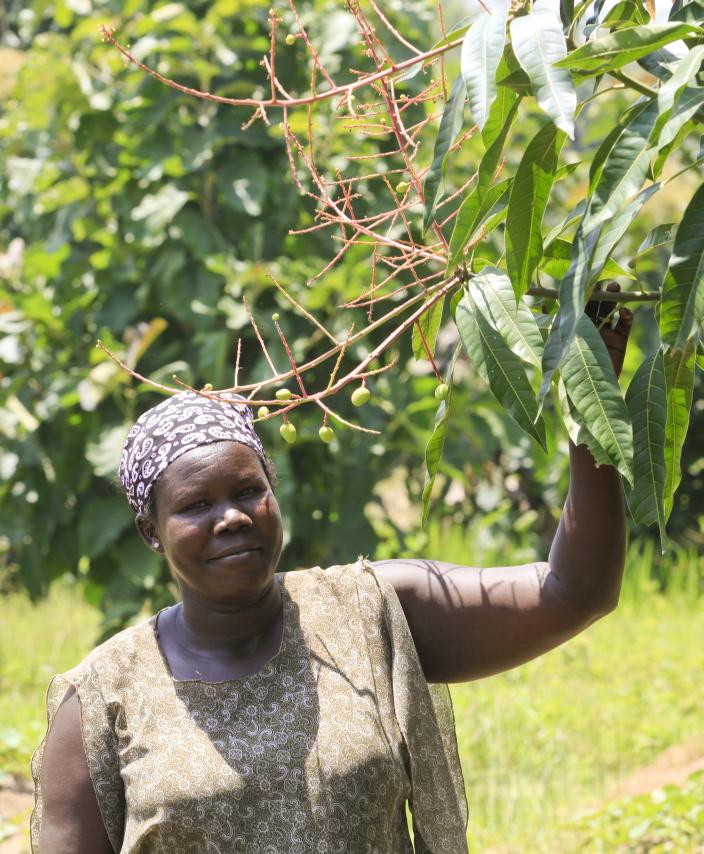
[375,302,631,683]
[38,686,114,853]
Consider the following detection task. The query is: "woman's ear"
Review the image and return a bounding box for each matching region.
[135,514,164,553]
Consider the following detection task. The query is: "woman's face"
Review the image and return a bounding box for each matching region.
[141,442,284,605]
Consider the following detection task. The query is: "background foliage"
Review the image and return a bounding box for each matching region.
[1,2,704,851]
[2,0,703,632]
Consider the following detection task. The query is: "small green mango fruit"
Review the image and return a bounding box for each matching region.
[319,425,335,444]
[276,388,292,401]
[434,383,449,401]
[285,33,296,45]
[272,312,280,321]
[280,422,297,443]
[351,386,371,406]
[257,406,270,419]
[395,181,409,194]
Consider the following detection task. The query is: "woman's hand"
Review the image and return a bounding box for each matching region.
[586,281,633,379]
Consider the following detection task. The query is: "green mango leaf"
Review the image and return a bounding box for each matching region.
[460,0,511,130]
[561,314,634,485]
[544,198,587,247]
[554,23,703,76]
[468,267,544,368]
[412,296,445,360]
[557,377,616,467]
[538,226,601,401]
[477,91,521,197]
[670,0,704,24]
[510,11,577,138]
[447,178,512,272]
[660,181,704,349]
[588,121,628,191]
[541,238,636,280]
[481,77,520,154]
[506,122,565,299]
[663,342,696,517]
[544,182,660,400]
[633,222,676,261]
[430,14,478,50]
[421,344,461,526]
[589,183,661,279]
[602,0,650,28]
[625,349,668,542]
[456,294,547,449]
[423,74,466,233]
[650,45,704,144]
[583,98,659,232]
[653,86,704,178]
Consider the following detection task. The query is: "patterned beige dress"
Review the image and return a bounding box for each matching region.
[31,560,468,853]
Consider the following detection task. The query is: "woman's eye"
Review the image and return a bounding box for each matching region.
[183,500,208,512]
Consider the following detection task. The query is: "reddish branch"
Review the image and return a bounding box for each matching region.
[99,3,656,432]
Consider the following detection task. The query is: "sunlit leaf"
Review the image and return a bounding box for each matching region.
[625,349,667,543]
[506,122,565,298]
[461,0,511,130]
[663,342,696,517]
[413,296,445,360]
[582,98,659,232]
[447,179,511,272]
[510,11,577,137]
[660,181,704,349]
[481,76,520,153]
[477,90,521,196]
[541,238,636,280]
[650,45,704,143]
[468,267,544,368]
[539,226,601,400]
[423,74,466,233]
[561,315,634,485]
[555,22,703,76]
[457,294,547,448]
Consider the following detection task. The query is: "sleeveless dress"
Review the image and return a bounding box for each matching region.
[30,560,468,853]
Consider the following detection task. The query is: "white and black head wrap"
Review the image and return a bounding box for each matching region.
[119,391,264,516]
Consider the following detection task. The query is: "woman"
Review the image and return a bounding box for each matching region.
[31,303,631,854]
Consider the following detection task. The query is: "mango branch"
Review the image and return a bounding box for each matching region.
[98,24,462,111]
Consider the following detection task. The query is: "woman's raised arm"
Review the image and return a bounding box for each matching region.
[375,301,631,684]
[37,686,114,853]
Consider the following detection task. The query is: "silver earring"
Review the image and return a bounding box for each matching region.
[153,540,161,549]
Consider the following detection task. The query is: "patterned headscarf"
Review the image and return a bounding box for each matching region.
[119,391,264,515]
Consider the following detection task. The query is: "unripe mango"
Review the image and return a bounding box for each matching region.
[319,425,335,443]
[280,422,297,443]
[434,382,449,401]
[351,386,371,406]
[276,388,292,401]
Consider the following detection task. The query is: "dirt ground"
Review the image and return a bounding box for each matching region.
[2,743,703,852]
[0,776,32,854]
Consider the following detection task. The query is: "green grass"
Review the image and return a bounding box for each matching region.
[0,582,102,779]
[452,596,704,852]
[1,574,703,852]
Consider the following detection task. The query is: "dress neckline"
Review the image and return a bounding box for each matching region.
[150,575,290,684]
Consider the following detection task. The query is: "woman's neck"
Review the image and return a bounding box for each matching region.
[175,578,283,660]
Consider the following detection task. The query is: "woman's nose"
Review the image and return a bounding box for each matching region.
[213,506,252,535]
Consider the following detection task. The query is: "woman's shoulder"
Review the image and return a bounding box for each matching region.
[278,558,394,624]
[278,557,381,592]
[55,615,159,690]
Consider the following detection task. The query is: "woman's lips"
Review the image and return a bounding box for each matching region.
[207,547,261,562]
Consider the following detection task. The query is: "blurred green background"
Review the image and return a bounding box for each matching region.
[1,0,703,850]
